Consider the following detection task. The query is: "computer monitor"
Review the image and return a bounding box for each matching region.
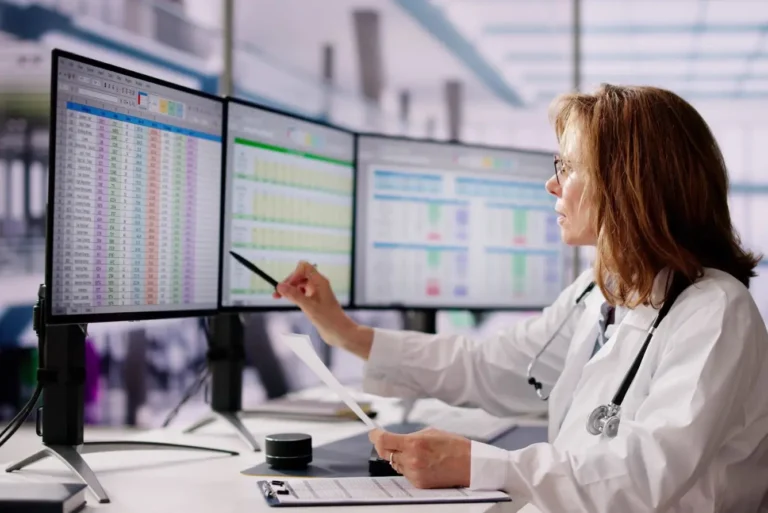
[219,99,355,309]
[46,50,224,324]
[354,135,566,309]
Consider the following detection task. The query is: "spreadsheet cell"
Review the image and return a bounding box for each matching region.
[50,55,223,320]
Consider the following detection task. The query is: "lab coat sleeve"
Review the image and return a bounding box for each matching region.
[469,285,764,512]
[362,270,594,417]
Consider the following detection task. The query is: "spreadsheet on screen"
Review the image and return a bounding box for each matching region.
[354,136,567,309]
[220,101,355,308]
[50,56,223,318]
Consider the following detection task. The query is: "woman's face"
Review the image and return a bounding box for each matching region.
[545,128,597,246]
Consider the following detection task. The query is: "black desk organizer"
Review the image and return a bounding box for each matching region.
[240,422,548,478]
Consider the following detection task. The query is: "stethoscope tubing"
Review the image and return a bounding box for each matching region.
[528,274,690,437]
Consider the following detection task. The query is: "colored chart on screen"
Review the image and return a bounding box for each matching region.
[355,136,566,308]
[221,104,355,308]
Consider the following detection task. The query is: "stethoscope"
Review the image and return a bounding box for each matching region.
[527,274,690,438]
[527,281,596,401]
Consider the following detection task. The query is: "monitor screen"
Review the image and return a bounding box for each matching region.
[47,51,224,324]
[354,135,566,309]
[220,100,355,309]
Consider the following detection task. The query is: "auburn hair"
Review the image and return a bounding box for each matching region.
[550,84,761,308]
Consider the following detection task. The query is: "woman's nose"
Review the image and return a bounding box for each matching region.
[545,175,561,197]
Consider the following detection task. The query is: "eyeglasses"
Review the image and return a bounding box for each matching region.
[553,155,567,184]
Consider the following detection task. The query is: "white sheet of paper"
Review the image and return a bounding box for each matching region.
[280,333,381,430]
[271,476,510,504]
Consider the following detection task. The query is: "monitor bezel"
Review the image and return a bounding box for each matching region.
[351,132,563,312]
[217,96,357,312]
[46,49,225,325]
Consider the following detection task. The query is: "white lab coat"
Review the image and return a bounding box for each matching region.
[363,268,768,512]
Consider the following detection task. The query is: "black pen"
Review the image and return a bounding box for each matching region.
[229,250,279,288]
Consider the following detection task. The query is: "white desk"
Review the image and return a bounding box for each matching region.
[0,396,530,512]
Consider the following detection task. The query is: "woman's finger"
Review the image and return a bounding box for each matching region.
[281,270,303,287]
[369,429,407,456]
[278,262,307,287]
[286,261,317,287]
[303,280,317,298]
[276,283,306,305]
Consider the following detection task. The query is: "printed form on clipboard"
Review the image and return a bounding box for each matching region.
[258,477,511,507]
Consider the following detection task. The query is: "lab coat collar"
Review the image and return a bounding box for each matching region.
[583,284,606,314]
[596,268,672,331]
[621,303,658,331]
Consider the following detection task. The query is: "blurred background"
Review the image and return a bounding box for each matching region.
[0,0,766,427]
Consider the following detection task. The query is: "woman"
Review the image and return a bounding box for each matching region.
[274,85,768,512]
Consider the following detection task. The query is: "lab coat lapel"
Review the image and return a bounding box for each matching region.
[620,303,658,332]
[549,271,670,442]
[548,287,605,440]
[618,269,669,333]
[555,301,660,439]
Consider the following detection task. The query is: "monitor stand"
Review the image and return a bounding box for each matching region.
[398,309,438,422]
[5,286,238,504]
[468,309,487,327]
[179,313,261,452]
[403,308,437,335]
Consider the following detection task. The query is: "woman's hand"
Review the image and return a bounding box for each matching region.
[274,261,373,358]
[369,427,471,489]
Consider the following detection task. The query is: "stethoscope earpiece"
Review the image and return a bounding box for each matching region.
[528,376,549,400]
[526,282,597,402]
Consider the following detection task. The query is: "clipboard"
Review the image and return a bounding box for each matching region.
[258,477,511,507]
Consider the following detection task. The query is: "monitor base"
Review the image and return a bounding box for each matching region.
[6,440,238,504]
[182,411,260,452]
[12,285,239,505]
[166,313,261,452]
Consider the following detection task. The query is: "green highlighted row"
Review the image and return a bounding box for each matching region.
[234,173,352,197]
[235,137,353,167]
[232,213,351,230]
[231,287,350,294]
[232,242,349,254]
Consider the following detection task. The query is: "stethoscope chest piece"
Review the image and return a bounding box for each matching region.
[587,403,621,438]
